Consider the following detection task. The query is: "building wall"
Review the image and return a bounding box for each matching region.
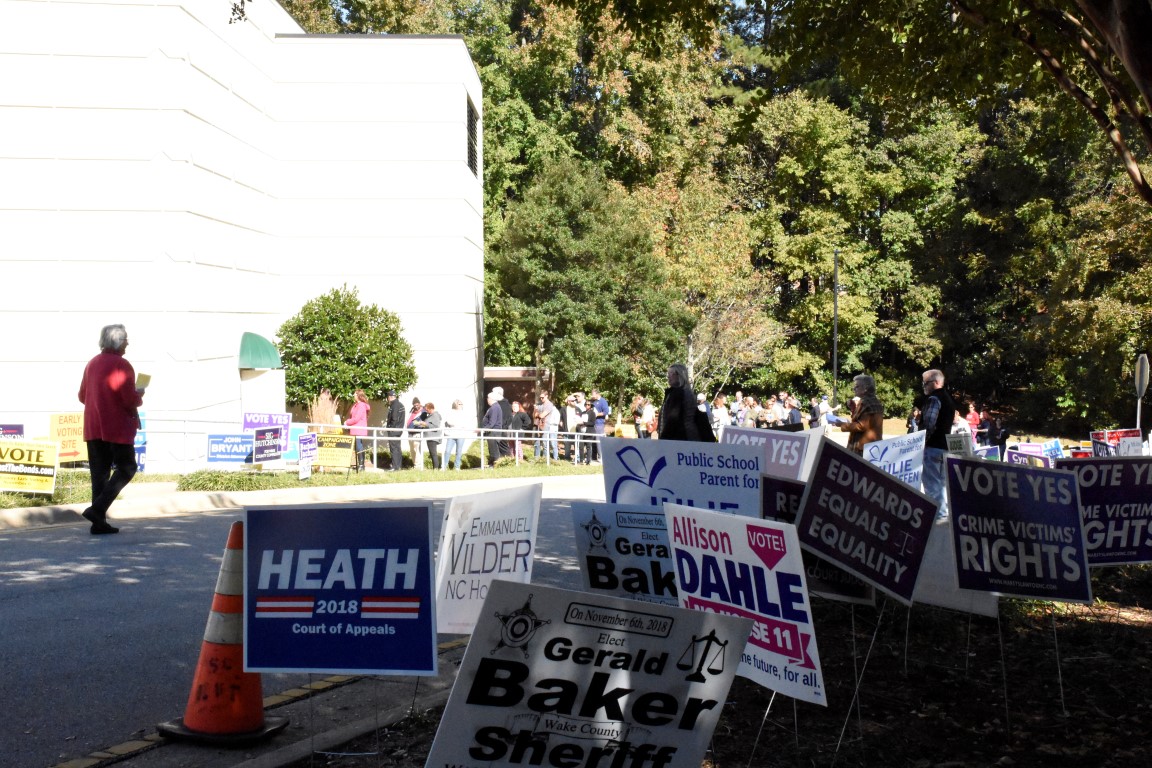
[0,0,483,471]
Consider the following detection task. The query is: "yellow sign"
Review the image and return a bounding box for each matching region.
[316,434,355,469]
[49,412,88,462]
[0,439,59,495]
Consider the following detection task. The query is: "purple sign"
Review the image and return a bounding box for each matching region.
[795,440,935,605]
[1006,449,1053,468]
[762,475,873,605]
[1054,456,1152,566]
[298,432,318,461]
[253,426,283,463]
[948,456,1090,603]
[0,424,23,439]
[244,411,292,450]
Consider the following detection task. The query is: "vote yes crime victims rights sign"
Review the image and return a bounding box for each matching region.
[243,503,437,675]
[0,439,58,495]
[572,502,679,606]
[435,484,542,634]
[947,456,1091,603]
[426,580,752,768]
[599,436,763,517]
[796,440,936,605]
[665,504,826,705]
[1054,456,1152,565]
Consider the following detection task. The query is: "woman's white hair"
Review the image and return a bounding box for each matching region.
[99,324,128,352]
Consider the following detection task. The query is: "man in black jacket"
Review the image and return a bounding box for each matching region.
[385,390,406,471]
[919,369,958,521]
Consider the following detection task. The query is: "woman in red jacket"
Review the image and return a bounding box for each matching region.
[77,324,144,535]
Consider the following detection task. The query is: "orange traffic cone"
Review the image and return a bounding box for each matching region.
[158,521,288,745]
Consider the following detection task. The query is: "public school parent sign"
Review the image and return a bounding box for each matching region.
[1054,456,1152,566]
[426,580,752,768]
[948,456,1091,603]
[795,439,936,605]
[599,436,763,517]
[243,503,438,675]
[665,504,826,706]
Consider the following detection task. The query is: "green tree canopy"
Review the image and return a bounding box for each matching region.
[276,286,417,406]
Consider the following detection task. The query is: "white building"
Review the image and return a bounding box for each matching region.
[0,0,483,471]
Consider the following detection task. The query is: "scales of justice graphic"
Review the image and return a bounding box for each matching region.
[677,629,729,683]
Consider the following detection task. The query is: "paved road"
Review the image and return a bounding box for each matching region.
[0,475,604,768]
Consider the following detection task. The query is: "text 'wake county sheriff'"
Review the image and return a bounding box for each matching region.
[257,549,420,590]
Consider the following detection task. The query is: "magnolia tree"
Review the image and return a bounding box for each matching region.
[276,285,417,407]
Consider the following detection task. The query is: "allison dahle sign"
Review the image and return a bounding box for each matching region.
[665,504,826,705]
[426,580,751,768]
[795,440,935,605]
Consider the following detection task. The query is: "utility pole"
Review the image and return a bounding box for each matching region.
[832,249,839,407]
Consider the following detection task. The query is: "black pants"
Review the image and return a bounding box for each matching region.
[389,438,403,470]
[87,439,137,520]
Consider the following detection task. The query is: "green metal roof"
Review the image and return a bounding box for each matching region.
[238,332,282,369]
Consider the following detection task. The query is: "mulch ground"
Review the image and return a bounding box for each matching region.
[289,567,1152,768]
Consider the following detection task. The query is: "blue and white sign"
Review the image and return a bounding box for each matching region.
[298,432,318,461]
[600,436,764,516]
[863,431,924,488]
[207,434,253,463]
[948,456,1090,603]
[244,503,438,675]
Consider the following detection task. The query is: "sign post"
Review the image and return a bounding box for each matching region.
[1136,353,1149,433]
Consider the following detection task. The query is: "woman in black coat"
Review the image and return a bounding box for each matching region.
[658,363,705,442]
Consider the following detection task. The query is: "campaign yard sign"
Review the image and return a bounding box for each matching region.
[208,434,253,463]
[316,434,355,469]
[795,439,936,605]
[0,439,58,495]
[298,432,318,461]
[1090,429,1143,457]
[243,503,438,675]
[761,475,873,605]
[1054,456,1152,566]
[665,504,826,705]
[426,580,752,768]
[947,456,1091,603]
[719,426,819,481]
[573,502,678,606]
[1006,448,1053,468]
[0,424,24,439]
[600,436,764,517]
[243,411,292,450]
[863,431,925,489]
[253,426,283,463]
[435,484,542,634]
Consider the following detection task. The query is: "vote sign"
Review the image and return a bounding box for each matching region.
[244,503,438,675]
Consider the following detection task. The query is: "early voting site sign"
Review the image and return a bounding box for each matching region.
[600,436,763,516]
[947,456,1091,603]
[243,503,437,675]
[572,502,678,606]
[426,580,752,768]
[0,439,58,495]
[719,426,819,481]
[435,484,542,634]
[761,475,873,605]
[796,439,935,605]
[666,504,826,705]
[1054,456,1152,566]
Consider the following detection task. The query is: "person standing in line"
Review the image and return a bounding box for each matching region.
[406,397,425,468]
[906,407,922,433]
[509,400,533,460]
[344,388,371,471]
[492,386,513,458]
[919,368,958,521]
[412,402,442,469]
[838,375,885,454]
[590,389,611,462]
[385,390,405,471]
[541,391,562,458]
[482,391,504,465]
[658,363,704,442]
[785,396,804,425]
[77,324,144,535]
[441,399,474,470]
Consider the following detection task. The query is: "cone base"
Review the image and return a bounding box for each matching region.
[157,714,289,747]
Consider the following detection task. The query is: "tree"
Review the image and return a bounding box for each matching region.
[490,157,694,404]
[276,286,417,406]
